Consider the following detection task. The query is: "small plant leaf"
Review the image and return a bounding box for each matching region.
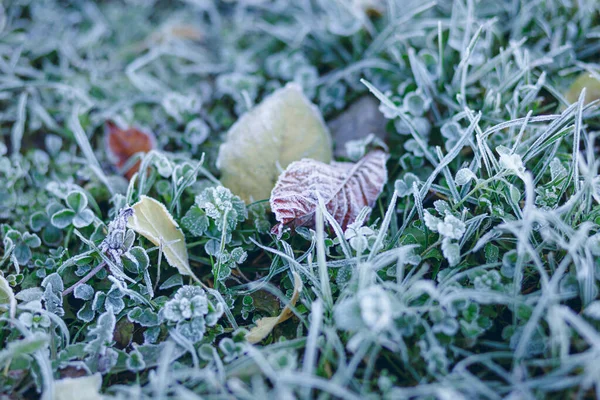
[105,121,155,179]
[247,272,302,344]
[54,373,102,400]
[270,149,388,236]
[127,196,193,277]
[217,83,333,203]
[0,275,16,318]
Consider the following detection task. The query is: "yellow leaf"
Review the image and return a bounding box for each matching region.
[217,83,332,203]
[54,373,102,400]
[127,196,193,277]
[565,72,600,105]
[246,271,303,344]
[0,275,16,319]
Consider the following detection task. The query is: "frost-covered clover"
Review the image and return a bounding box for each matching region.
[50,190,95,229]
[343,207,380,255]
[423,201,466,267]
[3,229,41,265]
[163,286,224,343]
[344,222,378,255]
[18,301,51,332]
[195,186,247,232]
[334,285,394,334]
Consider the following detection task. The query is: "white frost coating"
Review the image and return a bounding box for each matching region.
[270,149,388,236]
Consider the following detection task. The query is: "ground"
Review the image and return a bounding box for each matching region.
[1,1,600,399]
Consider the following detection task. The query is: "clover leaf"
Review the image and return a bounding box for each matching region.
[51,190,95,229]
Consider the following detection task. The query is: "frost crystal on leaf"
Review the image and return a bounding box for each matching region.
[196,186,247,232]
[270,149,388,236]
[163,285,223,343]
[358,286,393,332]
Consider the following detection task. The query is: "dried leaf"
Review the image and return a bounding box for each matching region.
[127,196,193,277]
[270,149,388,236]
[106,121,155,179]
[217,83,332,203]
[246,272,302,344]
[0,275,16,319]
[54,373,103,400]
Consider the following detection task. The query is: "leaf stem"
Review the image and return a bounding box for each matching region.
[62,261,106,297]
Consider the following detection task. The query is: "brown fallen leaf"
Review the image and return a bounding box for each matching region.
[246,271,302,344]
[270,149,388,236]
[105,121,155,179]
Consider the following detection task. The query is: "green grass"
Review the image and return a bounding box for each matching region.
[1,0,600,398]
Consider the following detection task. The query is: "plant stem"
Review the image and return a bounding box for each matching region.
[62,261,106,297]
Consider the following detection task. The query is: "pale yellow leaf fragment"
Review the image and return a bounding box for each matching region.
[565,72,600,105]
[0,275,16,319]
[54,373,102,400]
[127,195,193,277]
[247,272,303,344]
[217,83,332,203]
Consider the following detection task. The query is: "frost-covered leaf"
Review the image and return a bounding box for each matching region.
[106,121,155,180]
[247,272,302,344]
[74,284,94,301]
[195,186,247,232]
[498,148,525,177]
[441,238,461,267]
[126,348,146,372]
[84,310,116,354]
[54,373,102,400]
[51,209,75,229]
[127,196,192,277]
[395,173,420,197]
[15,287,43,303]
[127,306,159,327]
[0,275,16,318]
[584,301,600,320]
[181,205,209,237]
[455,168,476,186]
[66,191,87,214]
[270,149,388,236]
[217,83,333,202]
[0,332,48,365]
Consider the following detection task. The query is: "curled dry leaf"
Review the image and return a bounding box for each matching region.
[246,271,302,344]
[106,121,155,179]
[127,196,194,278]
[270,149,388,236]
[217,83,332,203]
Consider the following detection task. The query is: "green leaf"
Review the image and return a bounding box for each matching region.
[22,232,41,248]
[0,333,48,365]
[0,275,16,318]
[30,211,48,232]
[66,191,88,213]
[51,209,76,229]
[72,209,95,228]
[181,205,209,237]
